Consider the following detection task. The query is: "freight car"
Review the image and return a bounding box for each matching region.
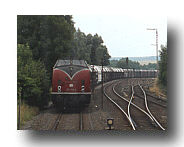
[89,65,158,84]
[51,60,91,110]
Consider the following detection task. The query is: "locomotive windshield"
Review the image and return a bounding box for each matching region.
[53,60,89,77]
[54,60,88,68]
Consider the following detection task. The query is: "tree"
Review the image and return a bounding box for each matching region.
[116,58,141,69]
[72,29,111,65]
[141,63,157,70]
[96,45,111,66]
[158,44,167,86]
[71,29,91,62]
[109,60,119,67]
[17,44,50,108]
[17,15,75,77]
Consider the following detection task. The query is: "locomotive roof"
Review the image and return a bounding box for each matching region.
[54,60,88,68]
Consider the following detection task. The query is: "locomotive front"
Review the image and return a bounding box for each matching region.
[51,60,91,110]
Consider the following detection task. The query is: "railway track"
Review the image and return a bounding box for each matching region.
[104,82,136,130]
[134,85,167,108]
[79,112,83,131]
[29,93,98,131]
[119,79,166,130]
[104,79,165,130]
[113,84,157,130]
[138,84,165,130]
[52,113,62,130]
[52,110,84,131]
[121,79,167,107]
[104,80,160,130]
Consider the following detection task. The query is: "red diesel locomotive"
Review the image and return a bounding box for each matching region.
[51,60,91,110]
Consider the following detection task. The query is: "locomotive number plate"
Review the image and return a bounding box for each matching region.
[69,84,73,87]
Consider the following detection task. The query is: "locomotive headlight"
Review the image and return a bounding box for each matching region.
[57,80,62,92]
[81,80,85,92]
[81,85,85,92]
[58,86,61,92]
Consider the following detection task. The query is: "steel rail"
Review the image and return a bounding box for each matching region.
[113,83,154,122]
[138,84,165,130]
[127,86,135,126]
[88,113,94,130]
[53,113,62,131]
[79,112,83,131]
[104,84,136,130]
[126,79,165,130]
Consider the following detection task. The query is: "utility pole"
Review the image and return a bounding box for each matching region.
[101,58,104,110]
[147,28,158,70]
[126,57,129,68]
[92,65,95,99]
[156,29,158,70]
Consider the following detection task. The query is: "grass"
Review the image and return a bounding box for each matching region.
[17,102,39,129]
[149,78,167,98]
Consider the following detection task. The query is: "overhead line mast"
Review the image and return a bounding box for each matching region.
[147,28,158,71]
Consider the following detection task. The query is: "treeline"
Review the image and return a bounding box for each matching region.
[17,15,111,108]
[110,59,157,70]
[72,29,111,65]
[110,44,168,88]
[158,44,167,87]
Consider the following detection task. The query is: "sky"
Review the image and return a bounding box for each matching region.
[73,15,167,57]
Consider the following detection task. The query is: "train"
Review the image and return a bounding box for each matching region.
[51,60,158,110]
[51,60,91,110]
[89,65,158,84]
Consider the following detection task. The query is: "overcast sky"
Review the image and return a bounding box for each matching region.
[73,15,167,57]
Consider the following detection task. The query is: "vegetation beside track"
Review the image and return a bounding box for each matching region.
[17,102,39,129]
[17,44,50,108]
[158,44,167,87]
[146,44,167,97]
[151,44,167,97]
[149,79,167,98]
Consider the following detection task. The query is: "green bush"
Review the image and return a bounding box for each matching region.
[17,44,50,108]
[158,45,167,87]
